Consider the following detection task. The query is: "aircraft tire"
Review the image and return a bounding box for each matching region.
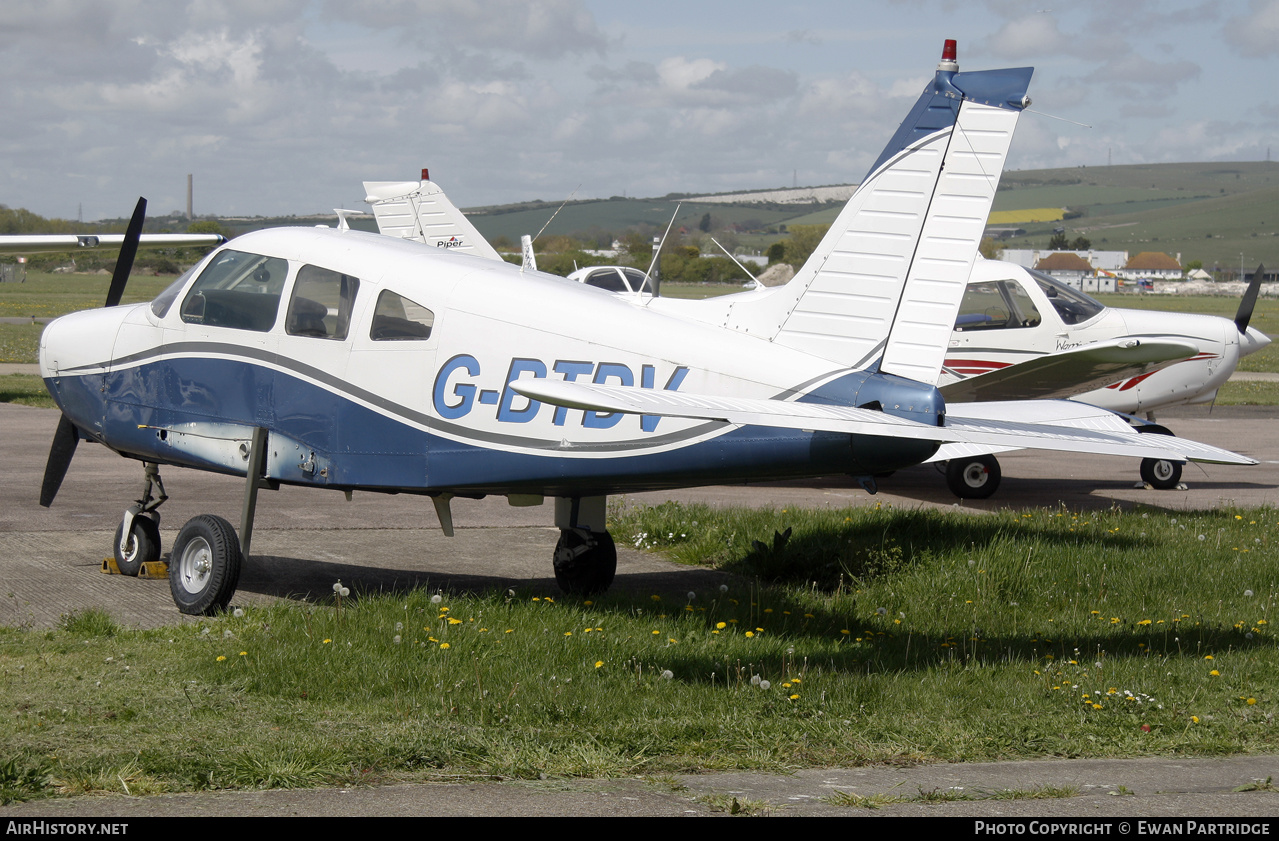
[945,455,1002,500]
[1140,458,1182,490]
[553,529,617,596]
[169,515,243,616]
[113,515,161,576]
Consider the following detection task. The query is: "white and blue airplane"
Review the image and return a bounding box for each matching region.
[37,41,1253,615]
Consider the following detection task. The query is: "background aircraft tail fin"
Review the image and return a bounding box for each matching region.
[725,42,1032,381]
[364,174,505,262]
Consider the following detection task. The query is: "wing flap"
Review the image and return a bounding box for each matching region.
[511,380,1255,465]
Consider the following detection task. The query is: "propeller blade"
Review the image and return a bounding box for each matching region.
[104,197,146,308]
[39,414,81,508]
[1235,263,1265,334]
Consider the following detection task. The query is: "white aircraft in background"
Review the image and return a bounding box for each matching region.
[932,258,1270,496]
[38,41,1256,617]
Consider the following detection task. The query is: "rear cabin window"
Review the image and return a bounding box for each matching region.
[370,290,434,341]
[286,265,360,340]
[180,250,288,332]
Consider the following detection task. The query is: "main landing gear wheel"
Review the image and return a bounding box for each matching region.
[113,514,161,576]
[169,514,243,616]
[945,455,1002,500]
[1135,424,1182,490]
[1140,458,1182,490]
[553,529,617,596]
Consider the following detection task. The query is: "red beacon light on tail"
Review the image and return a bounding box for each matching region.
[939,39,958,72]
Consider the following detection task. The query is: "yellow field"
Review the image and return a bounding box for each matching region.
[987,207,1065,224]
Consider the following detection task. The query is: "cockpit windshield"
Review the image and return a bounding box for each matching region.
[1028,268,1105,326]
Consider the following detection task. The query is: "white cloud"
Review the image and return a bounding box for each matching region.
[1224,0,1279,57]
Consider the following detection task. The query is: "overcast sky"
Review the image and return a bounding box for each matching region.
[2,0,1275,221]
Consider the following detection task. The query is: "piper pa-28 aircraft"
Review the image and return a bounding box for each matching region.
[38,41,1255,616]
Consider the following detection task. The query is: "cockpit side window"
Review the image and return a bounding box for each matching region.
[370,289,434,341]
[954,280,1041,331]
[180,250,288,332]
[286,265,360,340]
[584,268,630,293]
[1028,269,1105,326]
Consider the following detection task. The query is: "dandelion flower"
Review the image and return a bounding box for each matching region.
[719,584,728,594]
[687,591,696,601]
[239,651,247,656]
[431,594,443,604]
[332,581,343,593]
[233,608,245,618]
[322,639,331,644]
[216,655,226,662]
[439,643,450,649]
[661,670,673,680]
[393,635,402,644]
[1191,716,1200,723]
[1210,670,1220,676]
[759,680,771,690]
[1247,698,1257,705]
[715,622,726,630]
[595,661,604,669]
[876,607,887,616]
[1245,589,1254,597]
[751,675,762,686]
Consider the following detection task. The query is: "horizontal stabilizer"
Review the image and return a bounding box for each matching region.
[511,379,1254,465]
[939,338,1199,402]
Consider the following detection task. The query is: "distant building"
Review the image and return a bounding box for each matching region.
[1032,251,1116,293]
[1119,252,1183,281]
[1000,249,1129,272]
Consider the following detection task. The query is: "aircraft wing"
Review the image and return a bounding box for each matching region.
[0,234,225,254]
[938,338,1199,403]
[512,380,1255,465]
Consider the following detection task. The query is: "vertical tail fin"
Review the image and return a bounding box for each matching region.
[363,174,505,262]
[725,42,1032,380]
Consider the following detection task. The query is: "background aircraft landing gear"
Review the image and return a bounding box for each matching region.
[169,514,243,616]
[1140,457,1182,490]
[553,529,617,595]
[1135,422,1182,490]
[945,455,1002,500]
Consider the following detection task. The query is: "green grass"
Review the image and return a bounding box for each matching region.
[1217,381,1279,405]
[1,502,1276,801]
[0,374,54,408]
[0,272,176,319]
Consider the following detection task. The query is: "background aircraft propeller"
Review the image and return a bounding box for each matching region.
[39,197,147,508]
[1235,263,1264,334]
